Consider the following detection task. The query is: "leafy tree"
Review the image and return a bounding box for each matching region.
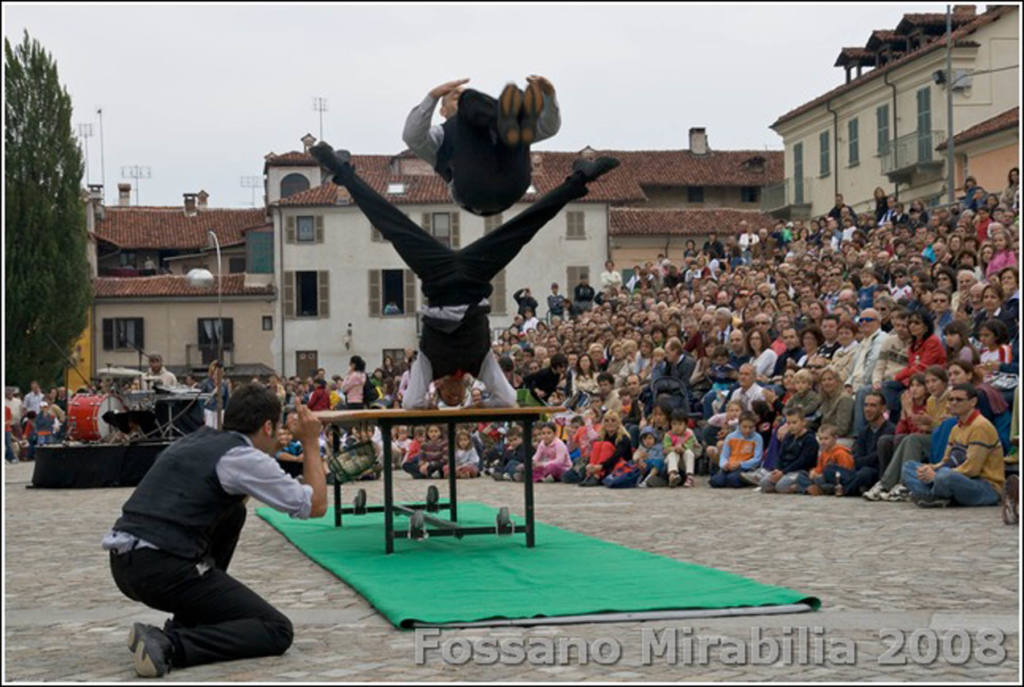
[5,30,90,390]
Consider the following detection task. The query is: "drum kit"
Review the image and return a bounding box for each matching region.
[66,366,210,444]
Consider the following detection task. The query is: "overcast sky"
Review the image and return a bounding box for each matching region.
[5,2,953,207]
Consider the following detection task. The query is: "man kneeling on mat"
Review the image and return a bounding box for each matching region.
[102,384,327,677]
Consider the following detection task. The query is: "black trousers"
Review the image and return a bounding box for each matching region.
[109,505,293,669]
[333,158,589,307]
[443,89,533,215]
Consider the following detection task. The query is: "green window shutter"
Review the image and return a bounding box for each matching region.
[285,216,296,244]
[450,211,460,248]
[793,142,804,205]
[819,131,830,176]
[317,271,329,318]
[315,215,324,243]
[876,104,889,155]
[848,118,859,165]
[368,270,381,317]
[404,270,417,315]
[283,271,295,319]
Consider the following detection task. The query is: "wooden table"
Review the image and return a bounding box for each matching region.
[314,407,564,553]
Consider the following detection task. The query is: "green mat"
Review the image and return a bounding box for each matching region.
[257,502,819,629]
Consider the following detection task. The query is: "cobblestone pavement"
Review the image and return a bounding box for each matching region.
[4,460,1019,681]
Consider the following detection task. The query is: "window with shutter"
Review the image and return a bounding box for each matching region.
[490,269,507,314]
[566,211,585,239]
[283,270,296,318]
[315,215,324,243]
[819,130,830,177]
[285,216,296,244]
[102,319,114,350]
[368,270,381,317]
[247,230,274,273]
[297,216,315,242]
[450,212,460,248]
[430,212,451,247]
[296,272,319,317]
[876,104,890,155]
[404,270,416,315]
[317,271,329,318]
[847,118,859,166]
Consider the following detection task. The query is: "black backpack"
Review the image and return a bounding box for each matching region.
[362,375,380,406]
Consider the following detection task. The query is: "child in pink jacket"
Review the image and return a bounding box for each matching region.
[531,422,571,482]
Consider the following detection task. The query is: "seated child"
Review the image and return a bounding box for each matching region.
[530,422,571,482]
[488,426,526,480]
[709,412,763,488]
[275,425,306,479]
[782,369,822,427]
[703,400,743,467]
[445,429,480,479]
[708,344,738,414]
[635,426,667,487]
[417,424,448,478]
[391,425,411,469]
[760,410,819,494]
[801,424,854,495]
[561,409,602,482]
[664,408,700,488]
[401,426,426,475]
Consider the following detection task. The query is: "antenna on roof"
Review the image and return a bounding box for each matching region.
[240,176,261,207]
[97,107,106,203]
[120,165,151,205]
[77,123,94,184]
[312,96,328,139]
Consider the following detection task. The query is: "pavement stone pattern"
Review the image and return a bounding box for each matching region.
[4,460,1019,681]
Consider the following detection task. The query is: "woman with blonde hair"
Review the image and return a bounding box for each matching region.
[578,409,634,487]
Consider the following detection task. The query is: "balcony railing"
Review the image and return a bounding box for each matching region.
[761,177,811,213]
[186,343,235,369]
[880,130,944,177]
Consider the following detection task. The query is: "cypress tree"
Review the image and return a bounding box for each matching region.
[5,30,91,391]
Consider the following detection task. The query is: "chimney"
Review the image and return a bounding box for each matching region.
[301,133,317,153]
[183,192,198,216]
[87,184,105,223]
[689,127,709,156]
[118,183,131,206]
[197,189,209,210]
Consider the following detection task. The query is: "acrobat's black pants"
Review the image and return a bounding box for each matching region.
[444,88,532,215]
[109,505,293,669]
[332,155,590,307]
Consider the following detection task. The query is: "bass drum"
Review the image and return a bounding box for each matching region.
[68,394,126,442]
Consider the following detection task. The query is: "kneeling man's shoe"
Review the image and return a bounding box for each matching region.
[131,623,174,678]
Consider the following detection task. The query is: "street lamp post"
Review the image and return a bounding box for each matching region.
[208,230,224,430]
[185,230,224,430]
[945,5,956,205]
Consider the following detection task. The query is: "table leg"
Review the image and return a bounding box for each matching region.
[447,421,458,522]
[334,479,341,527]
[383,421,394,554]
[523,418,535,548]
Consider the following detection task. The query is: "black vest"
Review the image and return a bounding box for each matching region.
[113,427,249,560]
[421,308,492,379]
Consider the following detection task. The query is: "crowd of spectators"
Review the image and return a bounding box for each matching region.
[6,170,1019,520]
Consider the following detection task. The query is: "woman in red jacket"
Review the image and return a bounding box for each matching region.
[883,310,946,425]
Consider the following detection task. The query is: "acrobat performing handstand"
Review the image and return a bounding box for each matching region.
[309,78,619,409]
